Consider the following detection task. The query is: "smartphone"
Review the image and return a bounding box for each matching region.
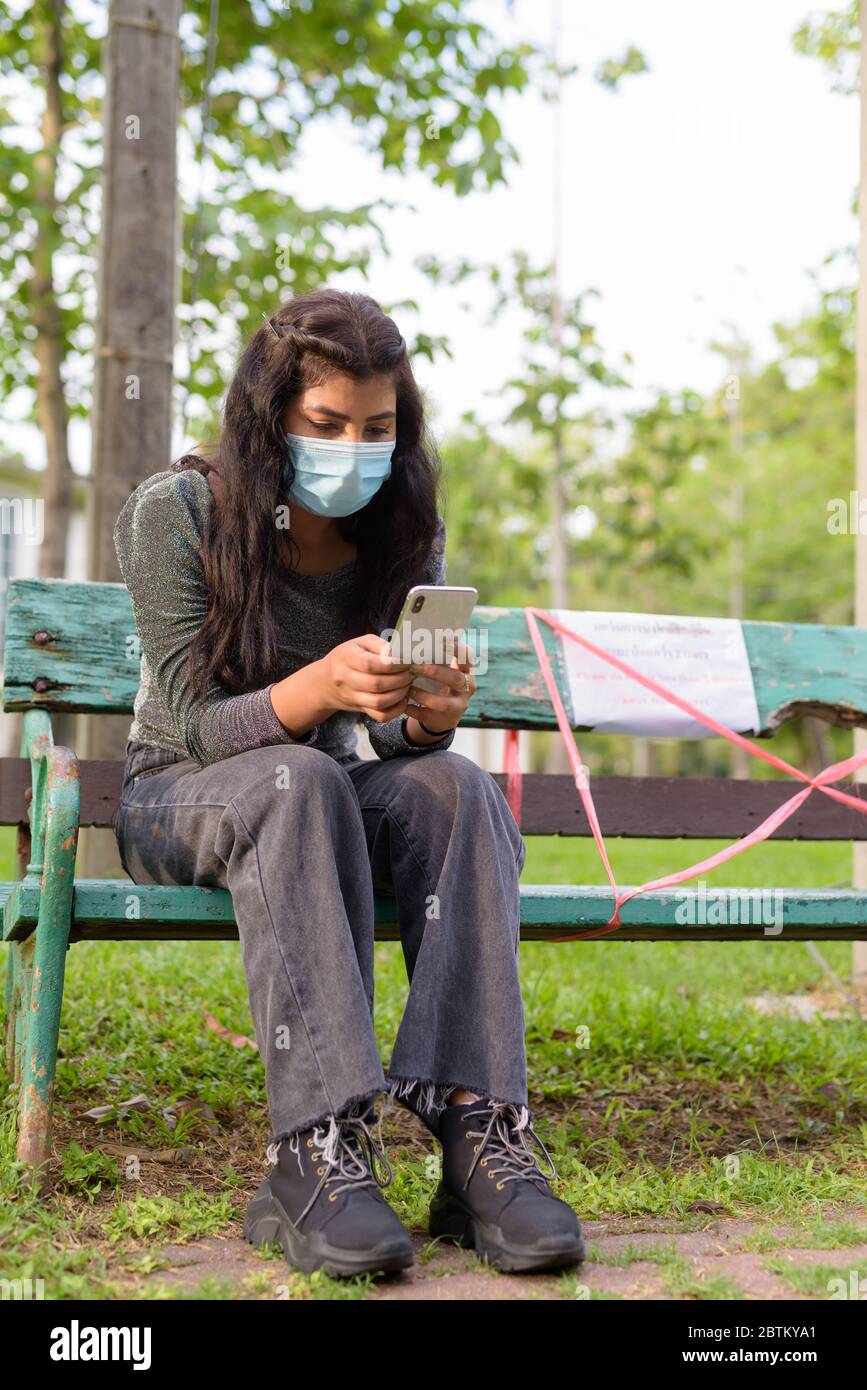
[386,584,478,695]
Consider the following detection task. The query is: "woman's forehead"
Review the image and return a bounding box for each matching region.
[295,373,397,413]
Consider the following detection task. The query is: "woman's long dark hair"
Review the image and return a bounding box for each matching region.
[174,288,442,698]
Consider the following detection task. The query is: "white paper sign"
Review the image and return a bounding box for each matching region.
[549,610,761,738]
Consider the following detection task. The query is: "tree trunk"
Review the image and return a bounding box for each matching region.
[79,0,181,876]
[803,714,834,777]
[31,0,71,579]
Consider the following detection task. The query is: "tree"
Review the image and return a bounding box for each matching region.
[793,0,858,94]
[0,1,102,573]
[439,421,556,604]
[420,249,630,598]
[0,0,536,567]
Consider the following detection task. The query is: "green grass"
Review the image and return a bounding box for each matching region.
[588,1240,677,1266]
[743,1218,867,1252]
[1,828,866,1299]
[104,1191,237,1244]
[765,1257,867,1298]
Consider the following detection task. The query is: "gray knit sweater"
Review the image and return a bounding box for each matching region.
[113,467,456,767]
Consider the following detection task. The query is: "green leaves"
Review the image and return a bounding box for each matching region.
[2,0,538,433]
[792,0,858,96]
[594,45,648,92]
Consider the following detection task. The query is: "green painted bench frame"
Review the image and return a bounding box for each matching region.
[2,577,867,1169]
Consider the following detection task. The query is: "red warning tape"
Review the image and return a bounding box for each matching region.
[503,607,867,942]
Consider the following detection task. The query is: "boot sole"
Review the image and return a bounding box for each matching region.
[429,1190,585,1273]
[244,1180,414,1278]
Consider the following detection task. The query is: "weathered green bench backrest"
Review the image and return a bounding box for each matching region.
[3,577,867,735]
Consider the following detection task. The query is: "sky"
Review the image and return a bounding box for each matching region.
[354,0,858,438]
[10,0,861,470]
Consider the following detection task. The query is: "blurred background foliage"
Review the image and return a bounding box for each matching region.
[0,0,859,779]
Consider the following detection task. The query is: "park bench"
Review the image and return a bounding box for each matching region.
[2,576,867,1168]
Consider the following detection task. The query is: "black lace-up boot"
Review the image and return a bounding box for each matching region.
[244,1103,413,1277]
[430,1098,585,1272]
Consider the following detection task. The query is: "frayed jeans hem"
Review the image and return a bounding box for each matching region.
[385,1072,532,1141]
[267,1084,386,1150]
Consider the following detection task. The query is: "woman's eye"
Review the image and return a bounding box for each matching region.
[304,419,392,439]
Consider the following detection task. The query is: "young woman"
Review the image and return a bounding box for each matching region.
[112,287,584,1279]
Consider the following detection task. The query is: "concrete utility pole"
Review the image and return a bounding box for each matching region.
[725,340,750,780]
[549,0,568,615]
[544,0,572,778]
[80,0,181,873]
[855,0,867,983]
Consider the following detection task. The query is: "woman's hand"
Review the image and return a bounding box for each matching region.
[318,634,415,723]
[315,634,478,734]
[403,646,478,734]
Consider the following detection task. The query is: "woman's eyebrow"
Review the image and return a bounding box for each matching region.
[306,404,396,421]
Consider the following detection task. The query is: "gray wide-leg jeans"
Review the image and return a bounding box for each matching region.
[113,738,529,1146]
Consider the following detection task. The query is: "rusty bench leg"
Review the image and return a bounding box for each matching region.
[17,923,70,1169]
[4,941,17,1074]
[15,741,79,1171]
[12,938,34,1087]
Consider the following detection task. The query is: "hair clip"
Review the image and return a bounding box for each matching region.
[261,313,282,341]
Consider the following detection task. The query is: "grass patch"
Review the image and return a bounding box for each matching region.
[104,1191,238,1244]
[743,1218,867,1252]
[765,1257,867,1298]
[587,1240,676,1266]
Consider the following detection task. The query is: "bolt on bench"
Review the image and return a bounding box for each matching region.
[2,577,867,1167]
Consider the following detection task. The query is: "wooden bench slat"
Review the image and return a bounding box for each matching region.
[3,579,138,713]
[5,579,867,735]
[742,619,867,733]
[5,879,867,945]
[2,759,865,839]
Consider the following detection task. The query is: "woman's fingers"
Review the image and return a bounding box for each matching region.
[347,635,478,720]
[407,662,469,693]
[406,647,477,719]
[350,669,414,694]
[355,633,411,670]
[408,689,462,714]
[365,690,418,722]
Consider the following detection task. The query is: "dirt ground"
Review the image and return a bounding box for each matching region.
[117,1212,867,1301]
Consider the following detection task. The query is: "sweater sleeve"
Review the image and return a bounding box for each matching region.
[361,513,458,759]
[114,469,320,767]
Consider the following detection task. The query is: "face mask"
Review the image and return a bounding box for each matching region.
[282,432,394,517]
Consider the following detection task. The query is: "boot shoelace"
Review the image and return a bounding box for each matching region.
[266,1112,394,1228]
[461,1102,558,1193]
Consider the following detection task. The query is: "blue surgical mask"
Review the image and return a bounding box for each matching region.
[282,432,394,517]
